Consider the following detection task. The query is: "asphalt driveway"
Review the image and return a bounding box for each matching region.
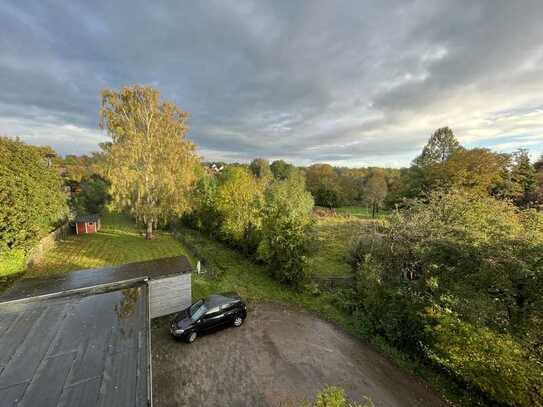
[151,302,446,407]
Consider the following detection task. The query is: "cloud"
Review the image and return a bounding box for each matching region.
[0,0,542,166]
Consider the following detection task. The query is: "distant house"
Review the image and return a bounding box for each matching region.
[75,214,101,234]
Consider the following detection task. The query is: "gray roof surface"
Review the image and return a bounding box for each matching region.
[0,285,149,407]
[0,256,192,304]
[74,214,100,223]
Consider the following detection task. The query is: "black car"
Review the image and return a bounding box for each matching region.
[170,292,247,343]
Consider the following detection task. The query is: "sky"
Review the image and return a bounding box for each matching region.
[1,1,542,167]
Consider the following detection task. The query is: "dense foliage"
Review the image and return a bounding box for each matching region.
[183,164,314,286]
[0,137,68,274]
[72,174,110,214]
[349,191,543,406]
[303,164,399,212]
[100,85,200,239]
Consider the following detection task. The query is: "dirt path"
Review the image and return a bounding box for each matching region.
[151,302,447,407]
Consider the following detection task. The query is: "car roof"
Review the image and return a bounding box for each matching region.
[205,292,241,307]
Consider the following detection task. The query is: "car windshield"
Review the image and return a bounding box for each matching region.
[189,300,208,321]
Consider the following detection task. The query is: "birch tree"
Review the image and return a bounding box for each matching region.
[100,85,199,239]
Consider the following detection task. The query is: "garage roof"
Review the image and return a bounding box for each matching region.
[0,284,149,407]
[0,256,192,304]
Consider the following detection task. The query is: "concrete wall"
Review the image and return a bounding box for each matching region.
[148,273,192,318]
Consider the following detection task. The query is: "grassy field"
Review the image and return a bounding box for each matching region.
[177,226,354,328]
[25,212,190,278]
[310,217,369,277]
[336,205,390,219]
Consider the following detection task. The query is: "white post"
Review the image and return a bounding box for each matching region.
[197,260,201,274]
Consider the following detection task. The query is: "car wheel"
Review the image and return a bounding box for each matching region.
[187,331,197,343]
[233,316,244,327]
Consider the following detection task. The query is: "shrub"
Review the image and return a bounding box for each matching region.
[0,138,68,275]
[297,386,373,407]
[349,191,543,406]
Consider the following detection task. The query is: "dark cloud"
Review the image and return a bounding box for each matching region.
[1,0,542,166]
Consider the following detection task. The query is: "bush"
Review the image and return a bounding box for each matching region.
[296,386,373,407]
[0,138,68,275]
[349,191,543,406]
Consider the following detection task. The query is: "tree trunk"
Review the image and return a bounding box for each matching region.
[145,220,153,240]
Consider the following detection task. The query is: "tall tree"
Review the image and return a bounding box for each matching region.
[100,85,199,239]
[249,158,273,184]
[414,127,462,168]
[270,160,296,180]
[215,166,264,247]
[258,172,314,286]
[365,170,388,217]
[510,149,537,206]
[443,148,508,195]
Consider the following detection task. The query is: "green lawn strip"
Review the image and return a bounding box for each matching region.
[336,206,390,220]
[24,212,190,278]
[309,217,370,277]
[179,226,479,407]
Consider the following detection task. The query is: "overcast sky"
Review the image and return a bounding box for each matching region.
[1,1,542,167]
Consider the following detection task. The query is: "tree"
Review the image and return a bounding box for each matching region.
[510,149,537,206]
[270,160,296,180]
[364,170,388,217]
[74,174,110,214]
[405,127,464,196]
[215,166,264,250]
[305,164,343,208]
[249,158,273,183]
[100,85,199,239]
[258,172,314,286]
[414,127,462,167]
[443,148,508,195]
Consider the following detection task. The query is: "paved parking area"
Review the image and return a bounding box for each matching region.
[151,302,446,407]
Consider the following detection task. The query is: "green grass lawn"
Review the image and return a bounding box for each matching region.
[310,217,369,277]
[25,212,190,278]
[336,205,390,219]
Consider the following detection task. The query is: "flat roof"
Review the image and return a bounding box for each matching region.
[0,256,192,304]
[0,284,150,407]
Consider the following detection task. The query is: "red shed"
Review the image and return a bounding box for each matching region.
[75,214,101,235]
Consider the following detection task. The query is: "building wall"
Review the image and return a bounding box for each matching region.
[76,223,86,234]
[148,273,192,318]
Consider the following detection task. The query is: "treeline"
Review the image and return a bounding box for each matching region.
[398,127,543,208]
[347,128,543,406]
[0,137,68,275]
[300,128,543,213]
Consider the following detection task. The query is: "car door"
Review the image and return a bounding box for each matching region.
[200,306,223,331]
[220,302,237,324]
